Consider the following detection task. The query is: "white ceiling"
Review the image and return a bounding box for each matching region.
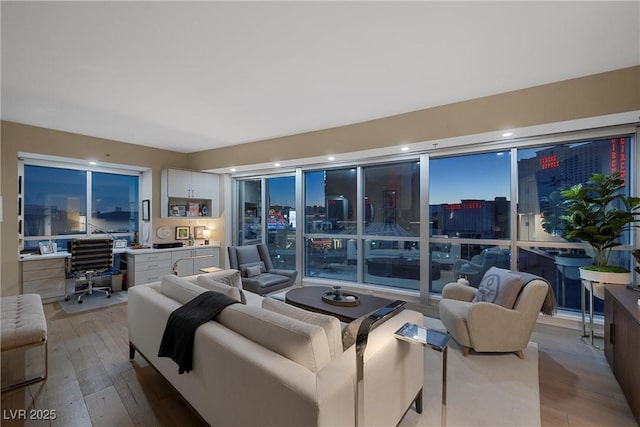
[2,1,639,154]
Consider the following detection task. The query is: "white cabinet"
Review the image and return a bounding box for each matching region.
[162,168,220,218]
[126,246,220,286]
[171,247,219,277]
[127,252,172,286]
[20,257,67,302]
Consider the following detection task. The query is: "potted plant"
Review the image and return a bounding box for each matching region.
[561,172,640,293]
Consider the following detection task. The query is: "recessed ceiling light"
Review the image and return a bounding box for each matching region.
[89,161,97,165]
[274,163,281,167]
[501,132,513,137]
[230,168,237,172]
[328,156,335,161]
[401,146,410,151]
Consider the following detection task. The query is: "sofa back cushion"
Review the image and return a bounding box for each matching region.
[196,276,243,302]
[261,297,343,360]
[160,275,207,304]
[217,304,331,373]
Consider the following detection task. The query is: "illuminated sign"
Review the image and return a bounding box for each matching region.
[611,137,626,182]
[539,154,560,170]
[445,201,482,210]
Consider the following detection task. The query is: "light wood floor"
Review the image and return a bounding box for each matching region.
[1,301,637,427]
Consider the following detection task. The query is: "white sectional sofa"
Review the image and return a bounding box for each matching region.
[128,271,424,427]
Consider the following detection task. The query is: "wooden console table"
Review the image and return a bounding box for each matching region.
[604,285,640,424]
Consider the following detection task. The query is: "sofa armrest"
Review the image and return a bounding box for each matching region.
[442,282,477,301]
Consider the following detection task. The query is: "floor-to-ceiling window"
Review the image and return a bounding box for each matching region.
[235,176,296,270]
[429,151,512,292]
[517,135,634,313]
[363,161,420,290]
[231,128,637,317]
[304,167,358,281]
[266,176,296,270]
[237,179,262,246]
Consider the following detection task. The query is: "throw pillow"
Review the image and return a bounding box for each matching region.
[200,269,243,291]
[472,267,523,309]
[196,276,243,303]
[246,265,262,277]
[239,261,266,277]
[262,297,343,360]
[160,275,207,304]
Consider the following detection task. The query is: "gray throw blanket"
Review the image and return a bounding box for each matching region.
[512,271,557,316]
[158,291,239,374]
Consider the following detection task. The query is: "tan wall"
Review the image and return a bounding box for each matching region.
[0,122,192,296]
[187,66,640,170]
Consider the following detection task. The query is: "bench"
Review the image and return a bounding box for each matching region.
[1,294,48,392]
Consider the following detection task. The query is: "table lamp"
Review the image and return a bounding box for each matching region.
[202,229,211,245]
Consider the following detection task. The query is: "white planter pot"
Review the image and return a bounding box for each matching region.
[579,267,631,299]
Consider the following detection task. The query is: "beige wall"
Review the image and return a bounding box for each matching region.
[187,66,640,170]
[2,66,639,296]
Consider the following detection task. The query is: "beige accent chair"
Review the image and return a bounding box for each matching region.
[438,275,550,359]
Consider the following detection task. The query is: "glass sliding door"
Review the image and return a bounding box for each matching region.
[266,176,296,270]
[237,179,262,246]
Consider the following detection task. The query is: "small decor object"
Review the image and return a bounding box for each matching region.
[169,204,186,217]
[321,286,360,306]
[175,226,190,240]
[561,172,640,284]
[142,199,150,221]
[156,226,171,239]
[193,226,205,239]
[188,202,200,217]
[201,204,208,216]
[38,241,54,255]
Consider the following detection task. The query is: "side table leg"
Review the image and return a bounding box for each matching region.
[581,279,587,337]
[441,345,447,427]
[589,284,595,346]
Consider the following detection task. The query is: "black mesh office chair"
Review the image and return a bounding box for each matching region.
[65,238,114,303]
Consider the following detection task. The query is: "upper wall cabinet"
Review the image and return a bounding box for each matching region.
[161,168,220,218]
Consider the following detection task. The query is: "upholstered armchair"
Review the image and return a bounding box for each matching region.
[439,268,553,359]
[227,244,298,295]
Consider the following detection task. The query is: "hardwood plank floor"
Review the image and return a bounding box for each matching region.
[1,301,637,426]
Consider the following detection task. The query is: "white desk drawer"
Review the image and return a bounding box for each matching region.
[133,252,172,263]
[22,266,66,282]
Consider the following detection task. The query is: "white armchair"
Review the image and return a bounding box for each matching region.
[439,271,552,359]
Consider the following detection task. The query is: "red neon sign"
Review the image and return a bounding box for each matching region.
[539,154,560,170]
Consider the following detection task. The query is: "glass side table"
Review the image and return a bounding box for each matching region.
[395,322,452,427]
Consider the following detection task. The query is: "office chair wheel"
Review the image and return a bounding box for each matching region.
[107,294,111,298]
[64,296,70,301]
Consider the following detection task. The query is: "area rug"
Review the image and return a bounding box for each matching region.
[399,317,541,427]
[58,290,128,314]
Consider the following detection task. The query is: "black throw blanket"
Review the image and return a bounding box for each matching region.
[158,291,239,374]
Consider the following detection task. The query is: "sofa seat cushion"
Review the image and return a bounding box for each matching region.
[216,304,331,373]
[262,297,343,360]
[243,273,290,290]
[438,299,473,347]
